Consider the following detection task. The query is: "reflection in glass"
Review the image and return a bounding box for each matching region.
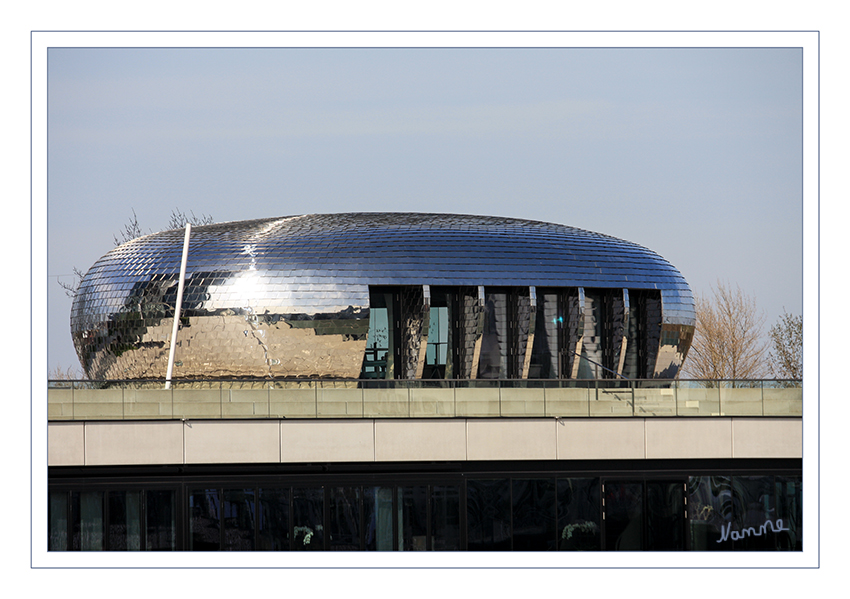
[223,488,255,551]
[732,476,784,551]
[48,491,68,551]
[688,476,733,549]
[398,486,427,551]
[189,488,220,551]
[604,482,643,550]
[80,491,104,551]
[530,291,559,379]
[258,487,289,551]
[478,293,507,379]
[424,307,449,379]
[146,489,175,551]
[467,479,511,550]
[330,487,361,550]
[775,476,802,551]
[364,486,395,551]
[557,478,601,551]
[363,306,389,379]
[512,479,556,550]
[292,487,324,551]
[108,490,141,551]
[645,481,684,550]
[431,485,460,550]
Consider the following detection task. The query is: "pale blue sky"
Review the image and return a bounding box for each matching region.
[47,47,803,373]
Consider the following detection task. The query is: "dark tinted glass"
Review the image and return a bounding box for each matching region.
[688,475,733,550]
[467,479,511,550]
[557,478,601,551]
[398,486,427,551]
[604,482,643,550]
[512,479,556,550]
[48,491,68,551]
[223,488,255,551]
[292,487,324,551]
[108,490,141,551]
[258,487,289,551]
[190,488,220,551]
[646,481,684,550]
[330,487,361,550]
[364,486,395,551]
[145,489,175,551]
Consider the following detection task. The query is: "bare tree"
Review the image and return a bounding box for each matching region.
[167,208,214,230]
[113,208,148,246]
[59,208,215,299]
[681,281,767,384]
[768,310,802,383]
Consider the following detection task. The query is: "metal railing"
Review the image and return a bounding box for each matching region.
[47,378,802,421]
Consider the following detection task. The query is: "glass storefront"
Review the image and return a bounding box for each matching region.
[48,467,801,552]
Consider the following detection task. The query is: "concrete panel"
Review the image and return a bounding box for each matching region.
[545,387,591,417]
[455,388,500,417]
[499,388,545,417]
[48,422,85,466]
[645,419,733,459]
[270,388,317,418]
[124,389,173,419]
[280,420,375,462]
[375,419,467,461]
[732,418,802,458]
[556,418,645,460]
[467,419,556,461]
[85,421,184,465]
[184,420,280,463]
[318,388,362,418]
[409,387,456,417]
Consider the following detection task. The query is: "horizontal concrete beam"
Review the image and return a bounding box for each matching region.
[47,417,802,467]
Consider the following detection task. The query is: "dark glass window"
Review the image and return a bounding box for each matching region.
[189,488,220,551]
[330,487,362,550]
[108,490,141,551]
[604,481,643,550]
[398,486,428,551]
[79,491,104,551]
[775,476,803,551]
[731,476,784,551]
[292,487,324,551]
[512,478,557,550]
[258,487,289,551]
[467,479,511,550]
[364,486,395,551]
[431,485,461,551]
[557,478,601,551]
[688,475,733,549]
[145,489,176,551]
[645,481,684,550]
[223,488,255,551]
[48,491,68,551]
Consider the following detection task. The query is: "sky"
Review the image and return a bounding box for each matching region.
[46,46,804,375]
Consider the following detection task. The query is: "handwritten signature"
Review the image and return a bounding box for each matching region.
[717,519,789,543]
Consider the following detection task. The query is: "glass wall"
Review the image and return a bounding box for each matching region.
[688,475,802,550]
[49,488,176,551]
[48,471,800,551]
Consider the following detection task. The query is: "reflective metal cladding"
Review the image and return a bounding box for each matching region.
[71,213,695,380]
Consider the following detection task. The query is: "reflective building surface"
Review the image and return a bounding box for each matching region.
[71,213,695,381]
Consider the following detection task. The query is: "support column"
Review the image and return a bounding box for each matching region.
[521,286,537,379]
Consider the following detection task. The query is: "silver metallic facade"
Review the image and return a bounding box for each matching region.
[71,213,695,381]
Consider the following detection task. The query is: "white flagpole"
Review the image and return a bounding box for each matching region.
[165,222,192,389]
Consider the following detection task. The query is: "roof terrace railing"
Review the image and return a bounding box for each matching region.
[47,378,802,421]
